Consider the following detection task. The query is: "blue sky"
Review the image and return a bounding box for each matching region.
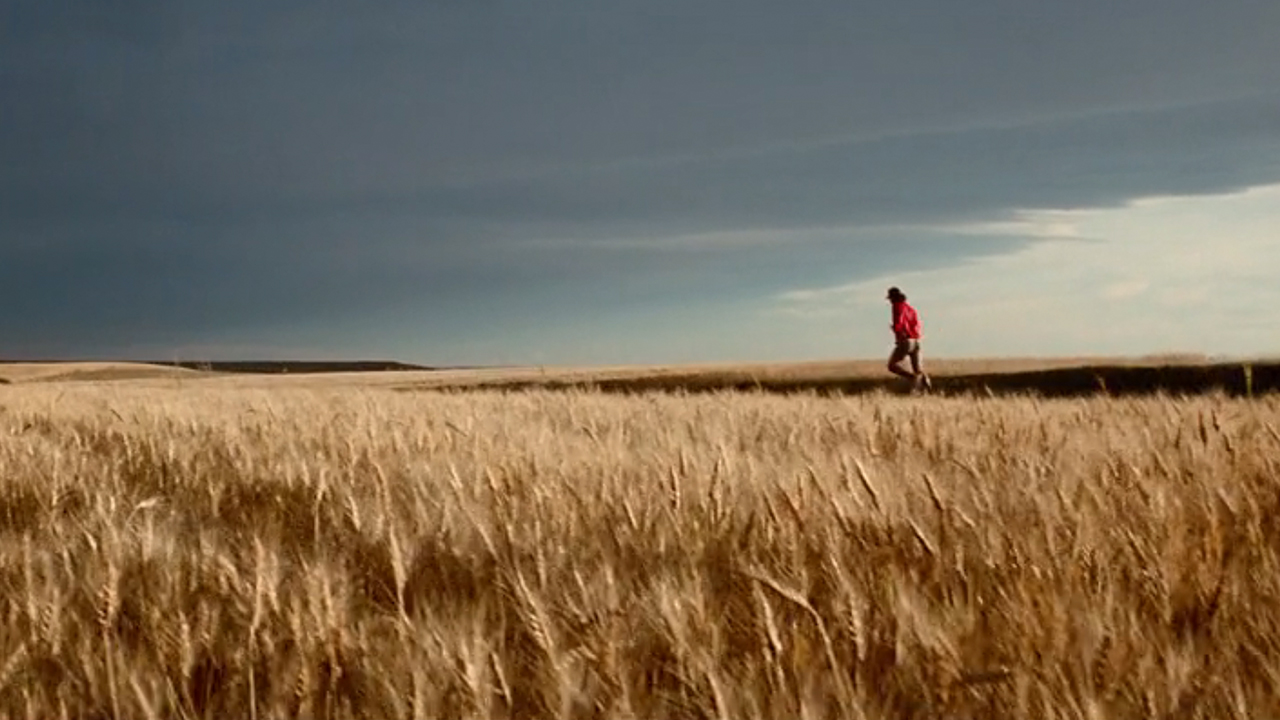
[3,0,1279,364]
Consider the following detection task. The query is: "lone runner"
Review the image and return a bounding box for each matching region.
[886,287,932,391]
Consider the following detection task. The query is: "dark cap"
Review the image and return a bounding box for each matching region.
[886,286,905,301]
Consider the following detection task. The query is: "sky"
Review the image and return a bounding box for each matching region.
[3,0,1279,365]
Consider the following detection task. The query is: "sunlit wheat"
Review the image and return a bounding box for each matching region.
[0,384,1276,718]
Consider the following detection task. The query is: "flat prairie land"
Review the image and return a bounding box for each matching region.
[7,354,1274,398]
[383,355,1277,397]
[1,375,1279,719]
[0,362,202,385]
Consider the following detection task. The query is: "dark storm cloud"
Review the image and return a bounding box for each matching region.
[2,0,1280,357]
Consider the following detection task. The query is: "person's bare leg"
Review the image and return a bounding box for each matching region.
[887,345,915,379]
[909,344,932,390]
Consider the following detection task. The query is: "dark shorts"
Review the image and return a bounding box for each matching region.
[889,338,922,372]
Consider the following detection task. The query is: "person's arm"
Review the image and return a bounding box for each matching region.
[891,304,905,337]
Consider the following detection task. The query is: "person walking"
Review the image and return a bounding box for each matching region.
[886,287,932,391]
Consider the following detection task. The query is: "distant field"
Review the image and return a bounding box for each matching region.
[0,382,1278,718]
[4,355,1274,398]
[0,362,202,384]
[388,354,1278,397]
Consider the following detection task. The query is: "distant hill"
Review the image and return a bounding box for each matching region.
[0,362,202,383]
[153,361,436,374]
[0,360,438,381]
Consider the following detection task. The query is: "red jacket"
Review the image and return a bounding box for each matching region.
[891,301,921,340]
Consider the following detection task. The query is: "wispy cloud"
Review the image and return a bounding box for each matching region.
[775,183,1280,358]
[1100,279,1151,300]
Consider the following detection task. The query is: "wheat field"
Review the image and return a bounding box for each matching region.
[1,381,1278,719]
